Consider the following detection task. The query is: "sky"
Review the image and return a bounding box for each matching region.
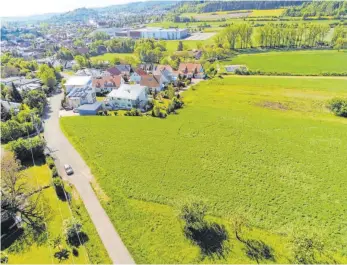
[0,0,140,17]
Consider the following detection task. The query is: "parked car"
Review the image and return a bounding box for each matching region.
[64,164,74,175]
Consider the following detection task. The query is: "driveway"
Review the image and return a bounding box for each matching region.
[43,91,135,264]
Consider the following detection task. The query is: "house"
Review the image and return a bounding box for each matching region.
[76,68,106,77]
[154,65,173,73]
[106,67,122,76]
[129,68,147,83]
[225,65,248,73]
[140,75,164,91]
[92,75,124,93]
[105,84,148,110]
[178,63,205,79]
[66,86,96,109]
[77,101,104,115]
[115,64,132,76]
[65,76,92,93]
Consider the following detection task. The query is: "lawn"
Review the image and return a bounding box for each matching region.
[227,50,347,75]
[3,163,111,264]
[61,76,347,263]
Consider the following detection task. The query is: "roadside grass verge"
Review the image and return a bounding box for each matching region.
[3,163,111,264]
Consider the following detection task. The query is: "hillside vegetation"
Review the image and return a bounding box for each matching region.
[61,76,347,263]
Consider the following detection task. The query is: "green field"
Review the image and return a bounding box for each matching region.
[227,50,347,75]
[4,163,111,264]
[61,76,347,263]
[180,9,285,20]
[90,52,137,62]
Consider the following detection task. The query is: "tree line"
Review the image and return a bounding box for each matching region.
[215,22,343,49]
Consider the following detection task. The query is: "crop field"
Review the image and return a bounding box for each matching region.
[61,76,347,263]
[4,163,111,264]
[228,50,347,75]
[181,9,284,20]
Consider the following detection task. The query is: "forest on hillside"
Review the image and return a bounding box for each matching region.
[174,1,305,13]
[285,1,347,17]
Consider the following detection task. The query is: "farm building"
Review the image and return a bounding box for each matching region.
[77,101,104,115]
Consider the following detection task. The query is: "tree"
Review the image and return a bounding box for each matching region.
[334,38,347,52]
[63,218,83,246]
[23,89,46,114]
[179,200,207,230]
[10,83,22,103]
[74,55,89,68]
[1,152,48,231]
[37,64,56,90]
[177,41,184,51]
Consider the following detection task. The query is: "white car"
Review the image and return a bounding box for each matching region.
[64,164,74,175]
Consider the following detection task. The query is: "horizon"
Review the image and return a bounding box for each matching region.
[0,0,148,18]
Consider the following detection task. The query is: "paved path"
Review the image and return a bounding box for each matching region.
[43,91,135,264]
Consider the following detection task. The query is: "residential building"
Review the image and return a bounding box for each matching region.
[140,75,164,91]
[106,67,122,76]
[105,84,148,110]
[66,86,96,109]
[115,64,132,76]
[65,76,92,93]
[130,68,147,83]
[92,75,125,93]
[178,63,205,79]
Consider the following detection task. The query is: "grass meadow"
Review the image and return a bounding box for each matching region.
[90,52,137,62]
[4,163,111,264]
[227,50,347,75]
[61,76,347,263]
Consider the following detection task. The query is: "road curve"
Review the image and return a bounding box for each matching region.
[43,91,135,264]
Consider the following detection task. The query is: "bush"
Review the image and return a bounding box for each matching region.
[51,166,59,177]
[8,136,45,162]
[125,108,141,116]
[53,177,66,200]
[46,156,55,169]
[328,98,347,117]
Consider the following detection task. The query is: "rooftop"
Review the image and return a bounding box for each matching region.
[65,76,92,87]
[107,84,147,100]
[77,101,103,111]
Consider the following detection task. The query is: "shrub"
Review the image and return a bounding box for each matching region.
[125,108,141,116]
[0,252,8,264]
[8,136,45,162]
[46,156,55,169]
[51,166,59,177]
[328,98,347,117]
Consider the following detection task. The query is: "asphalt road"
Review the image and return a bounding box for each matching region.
[43,91,135,264]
